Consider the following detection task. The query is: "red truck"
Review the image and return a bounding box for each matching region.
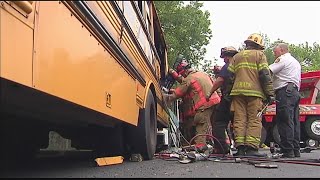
[262,70,320,148]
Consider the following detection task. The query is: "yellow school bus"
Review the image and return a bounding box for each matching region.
[0,1,170,161]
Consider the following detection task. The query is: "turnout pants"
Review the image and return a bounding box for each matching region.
[182,106,213,145]
[231,95,263,149]
[275,83,300,153]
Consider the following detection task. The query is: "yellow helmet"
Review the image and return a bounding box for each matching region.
[244,33,265,49]
[220,46,238,58]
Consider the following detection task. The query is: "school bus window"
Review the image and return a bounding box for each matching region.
[146,6,152,39]
[116,1,123,11]
[145,1,150,18]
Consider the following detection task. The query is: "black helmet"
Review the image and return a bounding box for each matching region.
[220,46,238,58]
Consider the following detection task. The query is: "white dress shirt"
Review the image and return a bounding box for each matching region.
[269,53,301,90]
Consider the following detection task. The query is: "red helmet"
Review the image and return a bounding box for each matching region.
[176,59,190,75]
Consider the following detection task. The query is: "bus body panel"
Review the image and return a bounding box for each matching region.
[0,1,35,87]
[33,1,139,125]
[0,1,171,159]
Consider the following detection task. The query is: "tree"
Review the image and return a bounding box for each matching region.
[201,58,215,77]
[154,1,212,70]
[289,42,320,72]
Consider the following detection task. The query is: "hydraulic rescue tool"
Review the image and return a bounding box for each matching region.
[163,54,185,91]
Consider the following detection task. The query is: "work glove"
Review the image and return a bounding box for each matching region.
[169,88,175,94]
[206,93,212,102]
[168,68,175,74]
[162,93,169,104]
[163,93,175,105]
[267,95,276,105]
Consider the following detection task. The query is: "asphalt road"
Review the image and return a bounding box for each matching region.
[1,148,320,178]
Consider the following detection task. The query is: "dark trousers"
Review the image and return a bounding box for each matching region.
[275,84,300,153]
[212,97,232,153]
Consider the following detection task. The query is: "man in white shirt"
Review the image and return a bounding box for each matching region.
[269,43,301,158]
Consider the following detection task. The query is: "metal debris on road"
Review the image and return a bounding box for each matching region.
[129,154,143,162]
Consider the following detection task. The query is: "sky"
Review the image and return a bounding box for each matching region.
[201,1,320,66]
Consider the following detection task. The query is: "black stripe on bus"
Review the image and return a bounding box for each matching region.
[72,1,146,86]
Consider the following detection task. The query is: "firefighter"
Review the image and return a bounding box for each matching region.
[227,33,275,157]
[269,43,301,158]
[163,58,221,152]
[206,46,238,154]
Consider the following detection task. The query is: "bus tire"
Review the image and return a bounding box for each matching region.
[126,90,157,160]
[304,116,320,141]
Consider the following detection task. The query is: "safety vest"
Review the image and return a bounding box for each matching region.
[227,50,269,99]
[174,71,221,118]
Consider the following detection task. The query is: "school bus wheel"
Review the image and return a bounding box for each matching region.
[125,90,157,160]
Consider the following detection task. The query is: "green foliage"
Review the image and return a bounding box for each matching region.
[154,1,212,70]
[289,42,320,72]
[201,58,216,77]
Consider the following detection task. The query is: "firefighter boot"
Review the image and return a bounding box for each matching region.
[294,149,301,157]
[234,145,246,156]
[214,144,230,155]
[278,148,295,158]
[281,150,295,158]
[245,146,267,157]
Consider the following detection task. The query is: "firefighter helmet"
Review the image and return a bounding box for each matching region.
[244,33,265,50]
[212,65,222,75]
[220,46,239,58]
[176,58,190,74]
